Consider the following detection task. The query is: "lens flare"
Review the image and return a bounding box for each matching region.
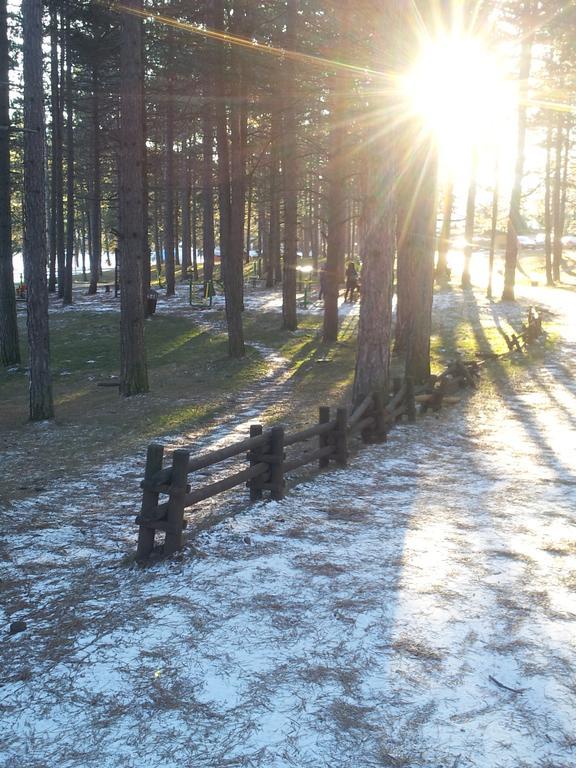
[404,35,513,168]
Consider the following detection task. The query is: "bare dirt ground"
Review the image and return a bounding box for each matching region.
[1,259,575,768]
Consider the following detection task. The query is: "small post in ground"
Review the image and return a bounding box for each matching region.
[137,443,164,559]
[335,407,349,467]
[164,449,190,555]
[268,426,285,500]
[248,424,264,501]
[318,406,331,468]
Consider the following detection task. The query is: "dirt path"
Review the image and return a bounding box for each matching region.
[1,283,575,768]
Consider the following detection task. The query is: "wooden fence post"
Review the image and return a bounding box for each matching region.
[269,426,285,500]
[335,407,348,467]
[405,376,416,423]
[248,424,264,501]
[318,406,331,468]
[164,449,190,555]
[372,390,387,442]
[137,443,164,559]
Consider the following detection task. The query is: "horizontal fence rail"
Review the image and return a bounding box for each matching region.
[134,377,419,559]
[133,309,545,559]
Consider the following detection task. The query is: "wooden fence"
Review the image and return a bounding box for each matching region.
[133,307,546,559]
[134,378,415,559]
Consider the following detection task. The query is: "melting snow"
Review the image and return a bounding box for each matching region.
[1,281,575,767]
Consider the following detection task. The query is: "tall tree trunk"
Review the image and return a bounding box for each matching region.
[281,0,298,331]
[224,0,246,357]
[202,97,215,287]
[353,146,396,402]
[164,30,176,297]
[181,141,191,281]
[461,146,478,288]
[0,0,19,365]
[213,0,231,294]
[311,175,319,271]
[141,23,151,315]
[245,179,252,263]
[118,0,149,396]
[23,0,54,420]
[48,5,56,293]
[192,177,199,281]
[81,204,87,278]
[153,192,162,277]
[544,121,553,285]
[435,179,453,282]
[49,3,64,296]
[559,122,571,238]
[353,0,399,403]
[395,127,438,381]
[323,47,347,343]
[487,159,499,299]
[88,64,101,295]
[502,23,533,301]
[63,16,74,306]
[552,112,564,282]
[268,96,281,287]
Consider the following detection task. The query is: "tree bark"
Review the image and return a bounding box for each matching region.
[118,0,149,397]
[323,58,347,343]
[353,144,396,402]
[352,0,402,401]
[502,22,533,301]
[224,0,246,357]
[88,63,102,295]
[213,0,231,278]
[192,177,199,281]
[487,159,499,299]
[164,28,176,297]
[181,141,191,281]
[0,0,19,366]
[281,0,298,331]
[544,121,553,285]
[245,179,252,263]
[63,15,74,306]
[435,178,453,282]
[202,101,215,286]
[395,127,437,382]
[461,146,478,288]
[267,94,281,287]
[141,27,151,316]
[559,121,571,242]
[552,112,564,282]
[49,3,64,296]
[23,0,54,420]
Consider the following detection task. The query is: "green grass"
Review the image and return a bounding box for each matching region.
[0,312,269,500]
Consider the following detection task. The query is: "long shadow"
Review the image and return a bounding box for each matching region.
[465,292,576,485]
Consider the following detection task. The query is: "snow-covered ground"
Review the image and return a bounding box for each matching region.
[2,278,575,768]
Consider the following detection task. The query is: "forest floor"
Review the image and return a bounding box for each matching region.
[0,279,359,503]
[1,250,575,767]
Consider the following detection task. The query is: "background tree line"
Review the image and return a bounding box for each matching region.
[1,0,575,421]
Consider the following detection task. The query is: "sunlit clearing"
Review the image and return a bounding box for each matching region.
[404,36,513,171]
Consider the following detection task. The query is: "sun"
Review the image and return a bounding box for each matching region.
[403,35,514,172]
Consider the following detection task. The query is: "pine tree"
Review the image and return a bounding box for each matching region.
[0,0,20,366]
[22,0,54,420]
[118,0,149,396]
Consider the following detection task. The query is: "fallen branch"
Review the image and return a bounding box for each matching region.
[488,675,526,694]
